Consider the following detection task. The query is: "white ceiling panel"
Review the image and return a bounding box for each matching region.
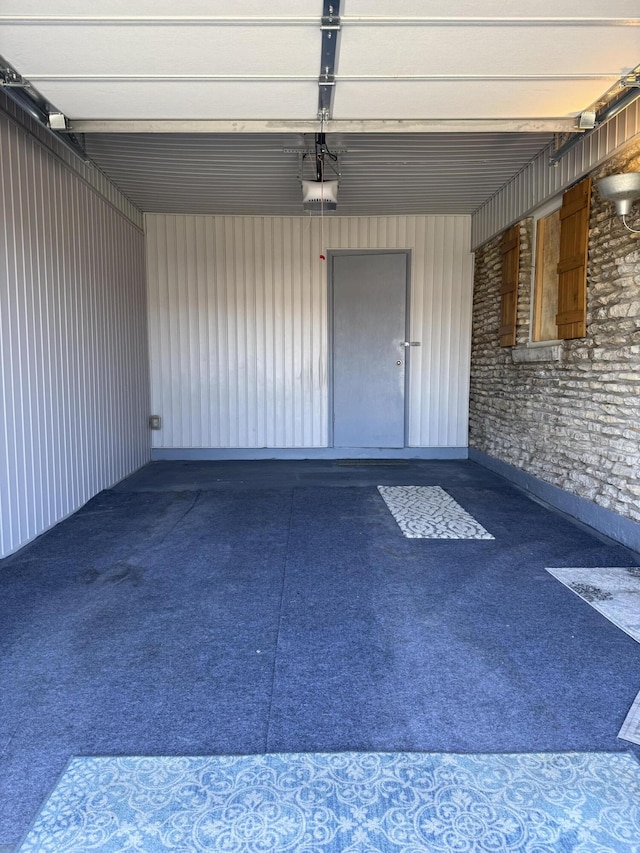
[338,26,640,77]
[0,25,319,76]
[344,0,640,17]
[1,1,318,15]
[1,1,638,123]
[29,81,319,121]
[333,80,619,120]
[5,0,640,14]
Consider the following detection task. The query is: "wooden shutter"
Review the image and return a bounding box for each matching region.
[499,225,520,347]
[556,177,591,339]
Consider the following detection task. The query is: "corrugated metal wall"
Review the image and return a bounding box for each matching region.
[0,89,143,229]
[472,97,640,249]
[0,109,149,558]
[84,131,554,218]
[146,214,473,452]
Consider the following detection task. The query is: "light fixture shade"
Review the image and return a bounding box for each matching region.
[598,172,640,216]
[302,180,338,212]
[48,112,67,130]
[578,110,596,130]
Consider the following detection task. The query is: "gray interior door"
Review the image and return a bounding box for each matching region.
[331,252,408,448]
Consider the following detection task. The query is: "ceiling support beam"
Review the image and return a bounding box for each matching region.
[0,53,88,160]
[0,15,637,26]
[318,1,340,121]
[69,118,582,134]
[549,80,640,165]
[25,72,620,83]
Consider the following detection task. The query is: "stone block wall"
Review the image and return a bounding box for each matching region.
[469,141,640,523]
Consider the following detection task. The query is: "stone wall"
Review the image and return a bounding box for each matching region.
[469,141,640,524]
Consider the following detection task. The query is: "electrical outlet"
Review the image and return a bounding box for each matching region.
[149,415,161,430]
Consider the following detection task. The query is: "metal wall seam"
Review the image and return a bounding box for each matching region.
[0,110,150,559]
[471,97,640,249]
[145,213,473,451]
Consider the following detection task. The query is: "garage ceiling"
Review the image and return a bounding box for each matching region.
[81,132,559,216]
[1,0,639,215]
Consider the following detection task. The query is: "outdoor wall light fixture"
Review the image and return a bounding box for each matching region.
[597,173,640,233]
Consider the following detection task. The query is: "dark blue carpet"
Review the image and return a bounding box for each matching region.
[1,460,639,848]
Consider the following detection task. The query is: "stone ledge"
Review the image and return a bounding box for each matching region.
[511,344,563,364]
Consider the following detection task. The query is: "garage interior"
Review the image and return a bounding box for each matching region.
[2,2,640,849]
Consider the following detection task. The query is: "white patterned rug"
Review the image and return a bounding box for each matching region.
[17,752,640,852]
[378,485,494,539]
[545,566,640,643]
[620,693,640,746]
[546,566,640,746]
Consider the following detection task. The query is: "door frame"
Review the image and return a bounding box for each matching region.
[327,249,413,449]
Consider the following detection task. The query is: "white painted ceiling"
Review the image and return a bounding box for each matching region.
[1,0,639,215]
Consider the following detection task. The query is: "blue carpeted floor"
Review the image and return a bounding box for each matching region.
[1,460,640,848]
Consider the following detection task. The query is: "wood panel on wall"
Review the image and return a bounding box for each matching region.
[532,209,561,342]
[146,214,474,451]
[556,178,591,339]
[499,225,520,347]
[0,111,149,558]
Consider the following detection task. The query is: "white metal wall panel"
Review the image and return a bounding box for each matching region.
[0,111,149,558]
[472,97,640,248]
[146,214,473,451]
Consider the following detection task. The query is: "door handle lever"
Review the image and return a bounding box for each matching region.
[402,341,421,347]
